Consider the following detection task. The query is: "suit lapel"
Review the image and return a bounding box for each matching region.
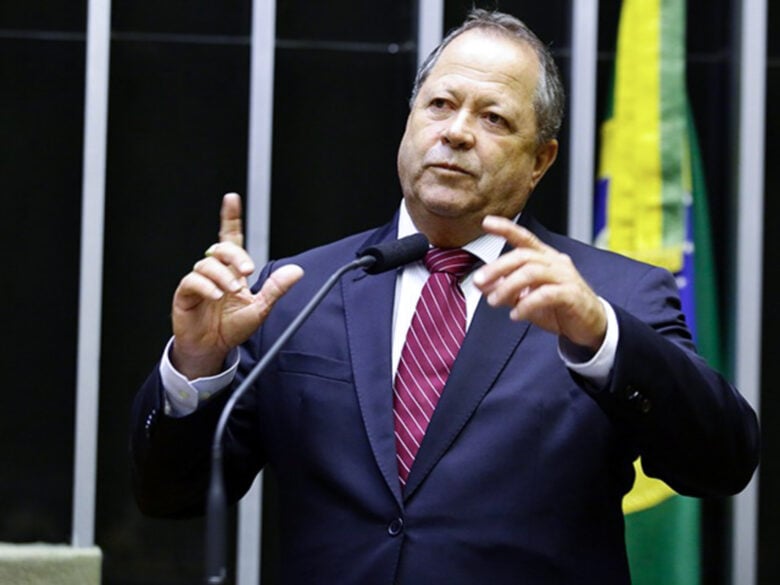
[342,223,404,506]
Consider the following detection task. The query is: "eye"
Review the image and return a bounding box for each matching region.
[426,97,453,119]
[484,112,508,127]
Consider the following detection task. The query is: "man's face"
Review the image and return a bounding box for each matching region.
[397,29,558,247]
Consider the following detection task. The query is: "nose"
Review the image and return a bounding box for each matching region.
[441,111,475,150]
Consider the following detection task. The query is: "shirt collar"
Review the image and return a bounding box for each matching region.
[397,199,511,266]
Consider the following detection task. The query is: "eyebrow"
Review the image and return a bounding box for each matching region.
[422,76,528,122]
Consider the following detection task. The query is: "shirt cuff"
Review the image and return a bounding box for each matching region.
[558,298,618,389]
[159,337,240,417]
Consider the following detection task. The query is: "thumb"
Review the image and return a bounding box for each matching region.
[253,264,305,317]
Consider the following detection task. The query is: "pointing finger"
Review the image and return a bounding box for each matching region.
[481,215,547,252]
[219,192,244,247]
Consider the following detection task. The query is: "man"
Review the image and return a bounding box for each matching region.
[131,10,759,584]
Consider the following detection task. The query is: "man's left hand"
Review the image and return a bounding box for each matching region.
[473,215,607,352]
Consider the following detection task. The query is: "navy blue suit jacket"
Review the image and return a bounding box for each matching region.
[131,214,758,584]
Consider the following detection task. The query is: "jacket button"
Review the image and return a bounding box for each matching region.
[387,518,404,536]
[145,409,157,438]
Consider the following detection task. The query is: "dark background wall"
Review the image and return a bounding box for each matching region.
[760,2,780,584]
[0,0,86,546]
[0,1,774,584]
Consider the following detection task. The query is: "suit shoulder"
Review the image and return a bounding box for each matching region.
[528,220,678,306]
[537,224,667,279]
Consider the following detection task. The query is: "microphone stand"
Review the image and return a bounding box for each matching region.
[204,255,375,584]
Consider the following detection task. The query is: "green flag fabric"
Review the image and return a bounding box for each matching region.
[595,0,721,583]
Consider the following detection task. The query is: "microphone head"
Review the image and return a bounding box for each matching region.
[358,233,429,274]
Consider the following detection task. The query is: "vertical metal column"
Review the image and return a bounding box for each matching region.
[237,0,276,583]
[732,0,766,583]
[417,0,444,67]
[567,0,599,243]
[72,0,111,548]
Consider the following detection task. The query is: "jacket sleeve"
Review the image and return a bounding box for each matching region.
[576,265,760,497]
[130,359,266,518]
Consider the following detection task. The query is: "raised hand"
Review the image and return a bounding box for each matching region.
[473,215,606,352]
[170,193,303,379]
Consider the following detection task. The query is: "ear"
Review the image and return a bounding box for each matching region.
[529,139,559,190]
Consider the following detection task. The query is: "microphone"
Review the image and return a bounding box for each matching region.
[358,232,429,274]
[205,233,429,584]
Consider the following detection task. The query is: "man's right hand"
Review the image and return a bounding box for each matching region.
[170,193,304,380]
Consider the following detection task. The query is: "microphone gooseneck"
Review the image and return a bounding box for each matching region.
[204,233,429,584]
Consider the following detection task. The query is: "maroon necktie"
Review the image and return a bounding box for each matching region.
[393,247,477,487]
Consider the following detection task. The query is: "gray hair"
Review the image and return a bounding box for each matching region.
[409,9,565,146]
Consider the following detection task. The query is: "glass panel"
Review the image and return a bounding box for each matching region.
[770,0,780,58]
[444,0,570,45]
[277,0,414,43]
[112,0,251,37]
[270,47,416,258]
[759,52,780,585]
[0,1,86,31]
[0,37,85,543]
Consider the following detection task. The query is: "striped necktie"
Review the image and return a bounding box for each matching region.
[393,247,477,487]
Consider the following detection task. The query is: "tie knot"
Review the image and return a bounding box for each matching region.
[424,248,477,278]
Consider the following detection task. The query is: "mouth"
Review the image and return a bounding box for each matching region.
[428,162,472,176]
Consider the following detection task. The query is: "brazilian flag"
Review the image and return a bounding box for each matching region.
[595,0,721,582]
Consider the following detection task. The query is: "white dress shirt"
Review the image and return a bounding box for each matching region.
[161,201,618,417]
